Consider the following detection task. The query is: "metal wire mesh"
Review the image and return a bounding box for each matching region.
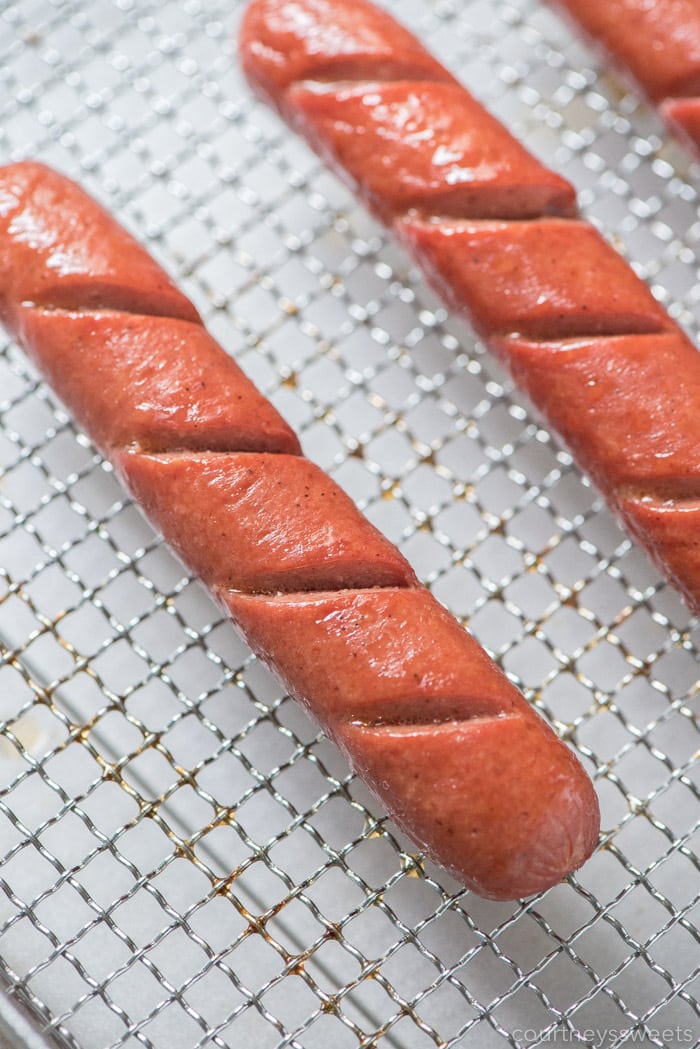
[0,0,699,1047]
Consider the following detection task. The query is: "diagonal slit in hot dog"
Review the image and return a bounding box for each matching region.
[16,307,302,457]
[226,586,597,900]
[0,159,599,900]
[285,80,578,221]
[240,0,700,615]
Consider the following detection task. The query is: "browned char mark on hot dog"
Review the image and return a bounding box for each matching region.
[240,0,700,615]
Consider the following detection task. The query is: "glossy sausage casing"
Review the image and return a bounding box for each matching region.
[0,159,599,900]
[240,0,700,616]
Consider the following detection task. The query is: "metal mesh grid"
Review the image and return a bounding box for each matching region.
[0,0,699,1047]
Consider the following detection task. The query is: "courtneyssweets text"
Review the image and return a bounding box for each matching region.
[511,1026,695,1046]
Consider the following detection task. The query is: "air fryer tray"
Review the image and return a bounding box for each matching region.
[0,1,699,1047]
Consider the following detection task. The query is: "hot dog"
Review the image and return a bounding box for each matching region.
[0,160,600,900]
[548,0,700,160]
[240,0,700,616]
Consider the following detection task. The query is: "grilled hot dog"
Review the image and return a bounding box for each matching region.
[0,161,600,900]
[240,0,700,616]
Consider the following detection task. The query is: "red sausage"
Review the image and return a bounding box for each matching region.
[0,162,199,325]
[114,450,417,593]
[398,217,667,339]
[549,0,700,159]
[489,332,700,500]
[227,588,600,900]
[240,0,700,616]
[0,160,599,900]
[16,307,301,457]
[239,0,455,109]
[288,81,576,222]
